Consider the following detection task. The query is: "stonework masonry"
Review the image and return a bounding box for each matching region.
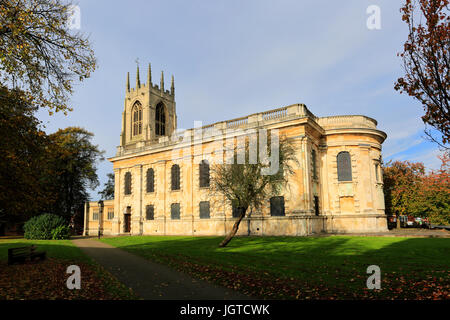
[84,65,388,237]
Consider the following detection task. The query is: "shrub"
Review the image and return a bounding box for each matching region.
[24,214,69,240]
[51,225,71,240]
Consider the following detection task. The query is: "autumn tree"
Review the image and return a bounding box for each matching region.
[395,0,450,147]
[98,173,115,200]
[211,132,298,247]
[48,127,104,227]
[0,0,96,114]
[417,152,450,224]
[383,160,426,217]
[383,154,450,225]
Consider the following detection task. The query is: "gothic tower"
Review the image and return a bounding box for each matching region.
[120,63,177,148]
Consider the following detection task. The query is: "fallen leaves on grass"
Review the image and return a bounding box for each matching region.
[0,259,135,300]
[142,252,450,300]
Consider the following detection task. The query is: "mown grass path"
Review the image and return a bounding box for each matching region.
[100,235,450,299]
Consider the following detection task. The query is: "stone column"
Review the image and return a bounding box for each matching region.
[113,168,121,235]
[83,201,90,236]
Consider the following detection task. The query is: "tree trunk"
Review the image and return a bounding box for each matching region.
[219,210,246,247]
[247,209,253,236]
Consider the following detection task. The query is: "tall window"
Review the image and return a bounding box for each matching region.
[171,164,180,190]
[314,196,319,216]
[171,203,180,219]
[199,160,210,188]
[312,149,318,179]
[375,163,379,182]
[146,205,154,220]
[270,196,285,216]
[146,168,154,193]
[199,201,210,219]
[232,201,245,218]
[132,102,142,136]
[93,210,99,220]
[124,172,132,195]
[107,209,114,220]
[155,102,166,136]
[337,151,352,182]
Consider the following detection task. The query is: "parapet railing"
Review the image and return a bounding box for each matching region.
[317,115,377,129]
[117,103,311,156]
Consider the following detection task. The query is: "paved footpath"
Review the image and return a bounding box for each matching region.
[71,238,250,300]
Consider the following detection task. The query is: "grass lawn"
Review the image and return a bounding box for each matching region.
[101,235,450,300]
[0,239,137,300]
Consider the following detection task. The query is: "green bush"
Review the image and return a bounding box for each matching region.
[51,225,71,240]
[24,214,70,240]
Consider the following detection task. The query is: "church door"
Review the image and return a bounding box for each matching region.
[124,214,131,233]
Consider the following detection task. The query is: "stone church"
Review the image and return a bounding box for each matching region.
[83,64,388,236]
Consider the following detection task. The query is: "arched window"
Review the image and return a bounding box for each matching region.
[171,164,180,190]
[155,102,166,136]
[199,160,210,188]
[132,102,142,136]
[146,168,154,193]
[124,172,132,195]
[337,151,352,182]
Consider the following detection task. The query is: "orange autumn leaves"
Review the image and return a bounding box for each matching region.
[383,152,450,225]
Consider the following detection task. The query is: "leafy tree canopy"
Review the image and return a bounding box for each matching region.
[0,0,96,114]
[395,0,450,147]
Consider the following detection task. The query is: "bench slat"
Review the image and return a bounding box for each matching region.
[8,246,46,265]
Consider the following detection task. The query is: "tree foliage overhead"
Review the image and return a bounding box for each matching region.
[211,133,298,247]
[0,0,96,114]
[394,0,450,146]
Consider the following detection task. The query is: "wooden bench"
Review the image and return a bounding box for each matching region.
[8,245,46,265]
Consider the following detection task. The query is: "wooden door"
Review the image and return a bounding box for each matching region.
[124,214,131,233]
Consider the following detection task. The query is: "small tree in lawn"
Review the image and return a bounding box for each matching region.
[211,131,298,248]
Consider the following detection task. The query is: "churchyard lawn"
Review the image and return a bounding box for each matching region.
[100,235,449,300]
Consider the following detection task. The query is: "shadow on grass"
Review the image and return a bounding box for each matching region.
[99,235,450,296]
[0,239,91,263]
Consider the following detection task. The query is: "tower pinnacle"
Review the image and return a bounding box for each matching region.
[136,65,141,88]
[147,63,152,86]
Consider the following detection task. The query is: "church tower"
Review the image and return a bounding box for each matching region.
[120,63,177,149]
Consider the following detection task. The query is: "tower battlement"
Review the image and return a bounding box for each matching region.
[125,63,175,100]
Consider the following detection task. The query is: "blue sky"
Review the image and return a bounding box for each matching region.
[37,0,445,199]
